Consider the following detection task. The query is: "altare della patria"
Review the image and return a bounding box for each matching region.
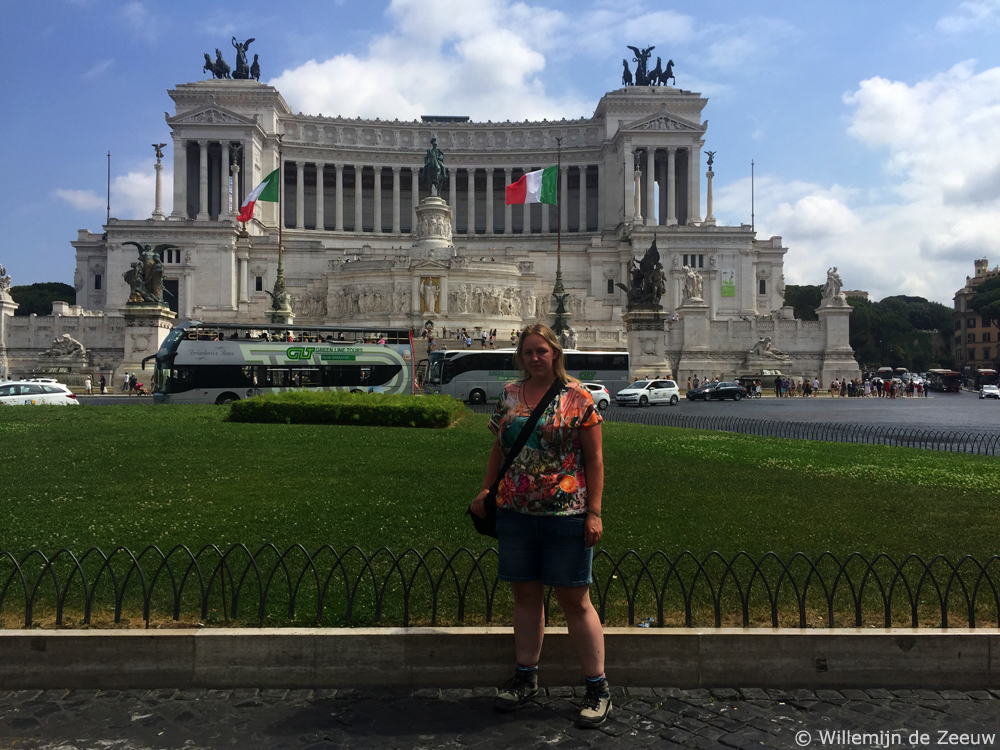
[0,41,860,384]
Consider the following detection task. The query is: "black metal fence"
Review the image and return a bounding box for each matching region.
[4,546,1000,630]
[469,405,1000,455]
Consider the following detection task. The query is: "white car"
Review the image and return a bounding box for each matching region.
[980,385,1000,400]
[0,380,80,406]
[616,379,680,407]
[581,382,611,410]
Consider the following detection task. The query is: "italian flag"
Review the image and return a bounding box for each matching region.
[237,168,280,223]
[505,166,558,205]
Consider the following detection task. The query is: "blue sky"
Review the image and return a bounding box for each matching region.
[3,0,1000,304]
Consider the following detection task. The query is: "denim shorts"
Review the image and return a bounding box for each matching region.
[496,508,593,587]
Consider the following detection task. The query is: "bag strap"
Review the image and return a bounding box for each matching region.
[488,378,564,496]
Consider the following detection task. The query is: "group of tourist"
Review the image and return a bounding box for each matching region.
[83,375,107,394]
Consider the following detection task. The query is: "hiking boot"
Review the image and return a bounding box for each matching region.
[577,677,612,728]
[494,669,538,711]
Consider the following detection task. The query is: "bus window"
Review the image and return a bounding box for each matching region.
[266,368,289,387]
[291,368,321,387]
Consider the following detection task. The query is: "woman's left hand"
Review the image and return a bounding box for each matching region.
[584,513,603,548]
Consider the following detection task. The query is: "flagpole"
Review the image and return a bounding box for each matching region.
[751,159,755,233]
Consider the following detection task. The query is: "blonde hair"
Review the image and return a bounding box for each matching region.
[514,323,575,384]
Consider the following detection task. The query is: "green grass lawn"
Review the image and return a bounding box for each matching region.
[2,404,999,559]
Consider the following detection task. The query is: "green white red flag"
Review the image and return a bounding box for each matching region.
[237,168,280,222]
[505,166,558,205]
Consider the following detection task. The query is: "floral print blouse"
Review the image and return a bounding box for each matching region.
[488,380,602,516]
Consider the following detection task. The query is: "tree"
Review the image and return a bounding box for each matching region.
[9,283,76,316]
[848,294,952,371]
[968,276,1000,328]
[784,285,821,321]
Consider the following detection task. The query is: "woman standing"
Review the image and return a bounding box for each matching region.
[471,323,610,728]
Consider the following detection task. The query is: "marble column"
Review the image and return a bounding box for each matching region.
[335,164,344,231]
[219,143,230,218]
[238,252,249,304]
[578,165,587,232]
[687,147,702,224]
[170,138,186,219]
[152,159,165,220]
[658,159,667,226]
[467,168,476,234]
[485,168,494,234]
[295,161,305,229]
[315,163,325,231]
[560,165,569,231]
[373,166,382,234]
[666,148,677,226]
[597,162,605,231]
[392,166,401,234]
[646,148,656,226]
[704,169,716,226]
[503,168,513,235]
[197,140,209,220]
[411,167,420,232]
[623,141,634,222]
[522,168,531,233]
[354,165,363,232]
[449,169,457,232]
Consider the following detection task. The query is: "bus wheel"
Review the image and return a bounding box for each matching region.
[216,392,239,405]
[469,389,486,405]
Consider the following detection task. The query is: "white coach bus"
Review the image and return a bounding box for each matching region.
[422,348,629,405]
[150,322,415,404]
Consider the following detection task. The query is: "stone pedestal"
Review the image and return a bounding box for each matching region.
[0,292,18,380]
[119,305,177,378]
[675,299,717,383]
[623,308,670,380]
[412,196,454,260]
[816,299,861,385]
[780,305,795,320]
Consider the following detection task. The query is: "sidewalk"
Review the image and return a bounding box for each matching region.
[2,685,999,749]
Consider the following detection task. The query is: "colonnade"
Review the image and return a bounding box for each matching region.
[281,161,603,235]
[170,139,247,222]
[623,143,702,226]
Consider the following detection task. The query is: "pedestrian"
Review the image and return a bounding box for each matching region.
[482,330,488,349]
[84,376,92,395]
[99,375,106,394]
[686,376,692,392]
[470,323,610,728]
[693,375,700,390]
[774,375,782,398]
[122,372,129,392]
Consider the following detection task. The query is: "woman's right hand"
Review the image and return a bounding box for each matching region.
[470,488,490,518]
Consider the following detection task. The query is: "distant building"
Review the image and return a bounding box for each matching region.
[953,258,1000,375]
[843,290,868,300]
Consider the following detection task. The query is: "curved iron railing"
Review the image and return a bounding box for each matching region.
[468,405,1000,455]
[3,546,1000,630]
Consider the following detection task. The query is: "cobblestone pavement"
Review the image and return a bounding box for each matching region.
[3,686,1000,750]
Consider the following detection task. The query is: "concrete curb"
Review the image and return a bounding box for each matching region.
[1,628,997,690]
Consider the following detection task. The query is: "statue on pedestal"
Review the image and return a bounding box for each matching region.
[746,336,789,361]
[682,265,704,302]
[0,263,10,298]
[421,137,448,196]
[616,237,666,310]
[122,242,177,306]
[627,45,655,85]
[821,266,847,306]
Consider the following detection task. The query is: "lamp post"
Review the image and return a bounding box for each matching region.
[270,135,294,325]
[550,137,570,337]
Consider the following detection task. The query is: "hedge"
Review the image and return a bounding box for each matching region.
[228,390,465,428]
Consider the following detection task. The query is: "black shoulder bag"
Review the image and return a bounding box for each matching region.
[467,379,564,538]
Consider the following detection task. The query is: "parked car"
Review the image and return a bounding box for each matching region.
[0,380,79,406]
[615,379,680,407]
[980,385,1000,400]
[581,382,611,410]
[687,381,747,402]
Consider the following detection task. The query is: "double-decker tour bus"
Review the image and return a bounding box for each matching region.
[926,369,962,393]
[974,368,999,389]
[150,322,415,404]
[422,348,630,404]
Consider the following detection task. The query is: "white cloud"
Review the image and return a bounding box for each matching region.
[270,0,591,121]
[120,1,160,42]
[54,162,172,220]
[713,61,1000,302]
[83,58,114,80]
[937,0,1000,33]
